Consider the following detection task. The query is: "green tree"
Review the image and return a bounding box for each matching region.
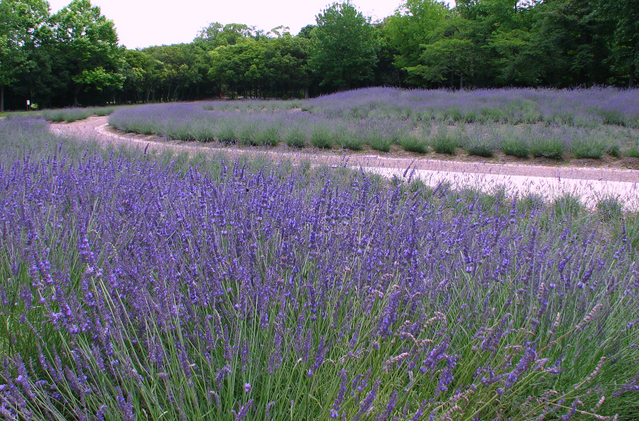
[206,31,310,99]
[194,22,256,51]
[0,0,51,111]
[0,32,21,112]
[414,17,489,88]
[206,38,266,98]
[533,0,613,87]
[144,43,206,101]
[308,1,379,91]
[120,49,165,103]
[297,24,315,39]
[490,27,542,85]
[261,33,310,98]
[51,0,124,106]
[383,0,448,86]
[597,0,639,86]
[480,0,541,86]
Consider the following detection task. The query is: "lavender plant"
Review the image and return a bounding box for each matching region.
[1,118,639,420]
[304,87,639,128]
[108,87,639,161]
[32,105,126,123]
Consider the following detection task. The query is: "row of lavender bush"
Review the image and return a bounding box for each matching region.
[5,106,128,124]
[1,117,638,420]
[108,88,639,159]
[302,87,639,128]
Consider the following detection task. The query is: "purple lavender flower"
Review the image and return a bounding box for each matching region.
[331,369,348,418]
[504,347,537,389]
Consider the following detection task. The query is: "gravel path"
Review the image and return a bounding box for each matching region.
[51,116,639,210]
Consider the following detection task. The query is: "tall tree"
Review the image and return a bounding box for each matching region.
[525,0,613,87]
[597,0,639,87]
[194,22,256,51]
[0,0,51,111]
[144,43,206,102]
[206,38,266,98]
[51,0,124,106]
[415,17,488,88]
[308,1,379,91]
[383,0,448,86]
[120,49,165,103]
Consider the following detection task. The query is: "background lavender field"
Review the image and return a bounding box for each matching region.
[1,117,639,420]
[108,87,639,160]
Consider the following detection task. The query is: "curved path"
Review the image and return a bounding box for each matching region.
[50,116,639,210]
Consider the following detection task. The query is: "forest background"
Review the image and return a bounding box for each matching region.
[0,0,637,112]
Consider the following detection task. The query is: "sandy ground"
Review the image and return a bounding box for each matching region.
[50,116,639,210]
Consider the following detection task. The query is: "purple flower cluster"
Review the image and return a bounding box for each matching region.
[0,118,637,419]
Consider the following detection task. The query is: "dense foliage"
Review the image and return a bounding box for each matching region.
[1,0,638,111]
[1,114,639,420]
[0,119,639,421]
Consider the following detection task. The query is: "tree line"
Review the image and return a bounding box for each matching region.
[1,0,637,111]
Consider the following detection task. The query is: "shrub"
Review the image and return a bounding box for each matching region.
[254,124,281,146]
[369,138,391,152]
[215,122,236,143]
[430,126,458,155]
[570,138,608,159]
[464,135,498,158]
[624,141,639,158]
[501,136,530,158]
[336,131,363,150]
[529,137,565,159]
[2,118,639,420]
[310,126,333,148]
[399,135,428,154]
[284,127,306,148]
[237,122,259,145]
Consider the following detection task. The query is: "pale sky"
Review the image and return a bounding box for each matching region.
[47,0,455,49]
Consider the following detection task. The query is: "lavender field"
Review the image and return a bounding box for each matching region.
[108,87,639,160]
[1,116,639,421]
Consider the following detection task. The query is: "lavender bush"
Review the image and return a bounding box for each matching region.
[109,87,639,160]
[1,118,639,420]
[8,106,129,123]
[304,87,639,128]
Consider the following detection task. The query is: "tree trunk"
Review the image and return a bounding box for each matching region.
[630,64,636,88]
[74,85,81,107]
[1,85,4,113]
[460,72,464,90]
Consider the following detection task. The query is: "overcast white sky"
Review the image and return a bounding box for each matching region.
[47,0,455,49]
